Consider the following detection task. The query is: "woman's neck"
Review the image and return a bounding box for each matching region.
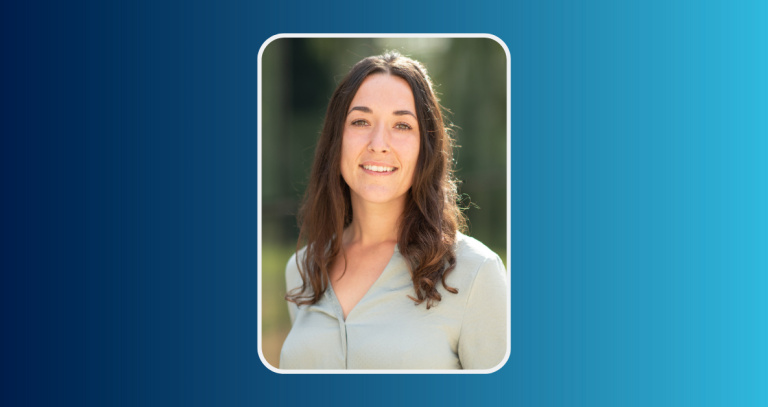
[343,193,405,248]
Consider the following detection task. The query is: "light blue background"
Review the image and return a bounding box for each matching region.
[5,0,767,406]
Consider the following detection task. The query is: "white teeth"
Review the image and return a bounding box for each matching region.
[363,165,395,172]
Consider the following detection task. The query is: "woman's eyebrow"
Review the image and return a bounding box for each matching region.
[348,106,372,115]
[393,110,416,118]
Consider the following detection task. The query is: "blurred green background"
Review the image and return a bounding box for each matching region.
[261,38,507,368]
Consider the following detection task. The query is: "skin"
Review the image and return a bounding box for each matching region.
[330,73,421,319]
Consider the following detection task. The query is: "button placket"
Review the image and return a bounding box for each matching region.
[326,286,348,362]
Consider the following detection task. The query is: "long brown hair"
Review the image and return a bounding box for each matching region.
[286,51,466,309]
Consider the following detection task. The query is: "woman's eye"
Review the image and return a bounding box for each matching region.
[395,123,413,130]
[351,119,369,127]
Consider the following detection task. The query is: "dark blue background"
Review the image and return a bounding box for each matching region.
[4,0,767,406]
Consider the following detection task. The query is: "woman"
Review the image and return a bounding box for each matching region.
[279,52,507,370]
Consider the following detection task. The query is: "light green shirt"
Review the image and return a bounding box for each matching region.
[279,232,508,370]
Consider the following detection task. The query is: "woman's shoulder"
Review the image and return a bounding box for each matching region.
[286,245,308,265]
[285,246,308,293]
[451,232,507,287]
[454,232,502,264]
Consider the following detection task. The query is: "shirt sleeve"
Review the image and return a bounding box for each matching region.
[458,254,508,370]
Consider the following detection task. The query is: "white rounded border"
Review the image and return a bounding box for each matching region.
[257,33,511,374]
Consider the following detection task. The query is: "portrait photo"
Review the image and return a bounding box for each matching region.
[258,35,509,372]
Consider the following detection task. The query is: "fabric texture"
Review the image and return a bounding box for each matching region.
[279,232,507,370]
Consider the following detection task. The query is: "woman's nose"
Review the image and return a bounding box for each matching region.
[367,124,390,153]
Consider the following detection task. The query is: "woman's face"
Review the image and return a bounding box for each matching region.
[340,74,420,207]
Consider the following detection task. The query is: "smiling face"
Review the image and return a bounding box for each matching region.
[340,74,420,208]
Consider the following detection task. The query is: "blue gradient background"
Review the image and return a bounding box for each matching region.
[3,0,768,406]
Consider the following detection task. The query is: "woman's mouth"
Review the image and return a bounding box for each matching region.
[360,164,398,174]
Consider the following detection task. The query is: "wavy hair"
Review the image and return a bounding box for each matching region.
[286,51,466,309]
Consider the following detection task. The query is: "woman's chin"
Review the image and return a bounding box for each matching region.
[358,195,396,205]
[352,190,407,206]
